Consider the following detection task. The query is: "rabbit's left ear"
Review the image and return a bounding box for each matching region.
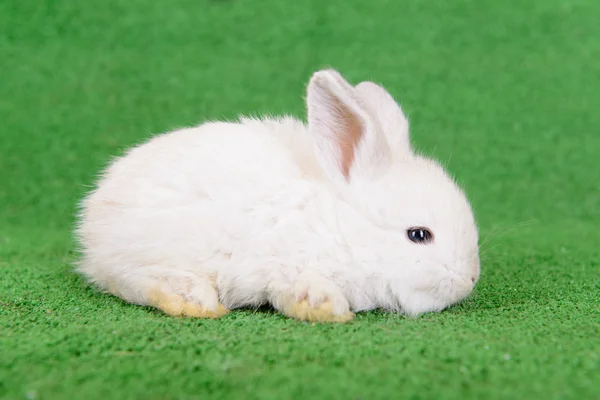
[306,69,391,183]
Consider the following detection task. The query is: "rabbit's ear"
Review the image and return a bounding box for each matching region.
[307,69,391,182]
[355,81,411,158]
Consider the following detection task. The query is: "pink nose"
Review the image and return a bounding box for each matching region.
[471,258,481,284]
[471,266,480,284]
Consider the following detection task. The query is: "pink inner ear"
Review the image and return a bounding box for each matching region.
[331,101,364,179]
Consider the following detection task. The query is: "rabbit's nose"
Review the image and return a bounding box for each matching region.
[470,271,480,284]
[471,257,481,284]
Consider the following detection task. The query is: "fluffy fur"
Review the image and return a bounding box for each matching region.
[75,69,480,322]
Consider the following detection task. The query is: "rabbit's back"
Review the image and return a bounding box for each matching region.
[76,117,328,289]
[94,118,317,206]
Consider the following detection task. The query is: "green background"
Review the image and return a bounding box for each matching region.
[1,0,598,399]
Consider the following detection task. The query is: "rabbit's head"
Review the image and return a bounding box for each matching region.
[307,69,479,315]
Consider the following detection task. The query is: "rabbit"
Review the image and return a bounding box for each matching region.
[75,68,480,323]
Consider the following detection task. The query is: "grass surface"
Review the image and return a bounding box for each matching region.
[1,0,599,399]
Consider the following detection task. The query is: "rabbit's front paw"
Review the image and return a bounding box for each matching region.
[289,299,355,323]
[279,277,354,323]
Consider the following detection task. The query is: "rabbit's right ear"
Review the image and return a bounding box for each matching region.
[355,81,411,158]
[307,69,391,183]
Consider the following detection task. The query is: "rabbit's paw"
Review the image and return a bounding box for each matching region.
[147,287,229,318]
[281,279,354,323]
[288,299,355,323]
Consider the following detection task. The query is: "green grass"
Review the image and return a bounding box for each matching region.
[1,0,599,399]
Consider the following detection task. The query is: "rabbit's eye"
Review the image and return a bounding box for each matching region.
[407,227,434,244]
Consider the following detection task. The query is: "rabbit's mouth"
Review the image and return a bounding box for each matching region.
[386,271,476,316]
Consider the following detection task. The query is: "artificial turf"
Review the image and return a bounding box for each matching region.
[1,0,599,399]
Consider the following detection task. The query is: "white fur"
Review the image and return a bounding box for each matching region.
[75,69,480,318]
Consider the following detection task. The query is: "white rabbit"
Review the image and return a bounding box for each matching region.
[75,69,480,322]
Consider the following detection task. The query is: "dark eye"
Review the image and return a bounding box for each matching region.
[407,227,434,244]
